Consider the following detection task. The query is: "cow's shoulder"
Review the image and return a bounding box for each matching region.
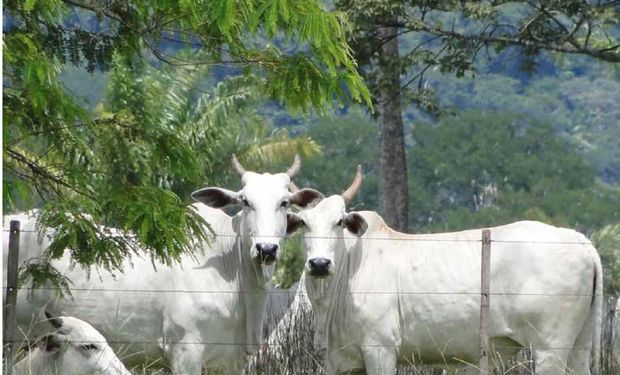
[190,202,234,231]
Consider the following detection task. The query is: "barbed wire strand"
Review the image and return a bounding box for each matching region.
[0,286,610,297]
[2,338,616,351]
[1,228,593,245]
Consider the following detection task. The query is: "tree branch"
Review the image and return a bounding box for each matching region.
[385,20,620,63]
[5,148,96,200]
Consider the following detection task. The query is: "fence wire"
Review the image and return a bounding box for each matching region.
[0,286,609,298]
[2,338,618,352]
[1,228,593,245]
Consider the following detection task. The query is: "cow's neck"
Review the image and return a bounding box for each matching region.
[328,236,356,324]
[305,235,352,352]
[235,214,271,354]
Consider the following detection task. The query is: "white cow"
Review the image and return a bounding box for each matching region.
[286,169,603,375]
[4,155,323,374]
[12,312,130,375]
[260,169,363,365]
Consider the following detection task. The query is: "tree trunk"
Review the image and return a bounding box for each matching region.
[375,24,409,232]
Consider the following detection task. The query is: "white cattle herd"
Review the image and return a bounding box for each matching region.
[2,156,604,374]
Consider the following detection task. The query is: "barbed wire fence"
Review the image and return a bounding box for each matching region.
[3,220,619,374]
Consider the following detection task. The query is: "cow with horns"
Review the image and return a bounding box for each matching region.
[286,167,602,375]
[4,155,323,374]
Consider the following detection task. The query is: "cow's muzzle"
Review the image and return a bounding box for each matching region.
[308,257,331,277]
[256,243,278,264]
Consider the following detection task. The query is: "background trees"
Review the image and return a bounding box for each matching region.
[336,0,620,231]
[408,111,620,232]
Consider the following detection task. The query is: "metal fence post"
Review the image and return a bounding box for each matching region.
[479,229,491,375]
[4,220,21,370]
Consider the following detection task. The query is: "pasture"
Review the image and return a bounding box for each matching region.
[4,1,620,374]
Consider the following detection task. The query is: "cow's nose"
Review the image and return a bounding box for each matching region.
[256,243,278,264]
[308,258,331,276]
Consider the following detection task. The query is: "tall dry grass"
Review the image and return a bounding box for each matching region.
[249,306,616,375]
[4,298,619,374]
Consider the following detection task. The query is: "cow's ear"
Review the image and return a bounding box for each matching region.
[191,188,240,208]
[342,212,368,237]
[287,213,305,235]
[290,189,323,208]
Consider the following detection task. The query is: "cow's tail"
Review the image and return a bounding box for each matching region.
[591,246,603,375]
[574,243,603,375]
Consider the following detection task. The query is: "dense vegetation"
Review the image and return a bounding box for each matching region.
[3,0,368,271]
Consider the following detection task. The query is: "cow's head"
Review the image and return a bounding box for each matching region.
[287,166,367,278]
[17,311,129,375]
[191,155,322,276]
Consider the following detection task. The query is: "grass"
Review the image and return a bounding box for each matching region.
[4,304,620,374]
[249,308,617,375]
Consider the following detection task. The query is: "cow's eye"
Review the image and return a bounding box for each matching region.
[241,198,251,208]
[336,219,343,227]
[80,343,98,351]
[280,200,290,208]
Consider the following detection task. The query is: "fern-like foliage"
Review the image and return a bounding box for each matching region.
[4,52,321,287]
[4,0,349,284]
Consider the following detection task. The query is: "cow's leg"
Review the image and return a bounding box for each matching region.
[361,346,397,375]
[567,347,591,375]
[567,304,597,375]
[168,341,204,375]
[214,356,242,375]
[163,310,204,374]
[533,348,571,375]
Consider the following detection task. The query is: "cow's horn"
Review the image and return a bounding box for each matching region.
[231,154,247,176]
[341,165,363,204]
[45,311,63,329]
[286,154,301,178]
[289,181,300,193]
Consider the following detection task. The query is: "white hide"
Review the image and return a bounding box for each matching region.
[12,315,130,375]
[292,196,603,375]
[4,172,319,374]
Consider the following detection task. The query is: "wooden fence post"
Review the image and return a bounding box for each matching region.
[602,294,619,372]
[4,220,21,369]
[479,229,491,375]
